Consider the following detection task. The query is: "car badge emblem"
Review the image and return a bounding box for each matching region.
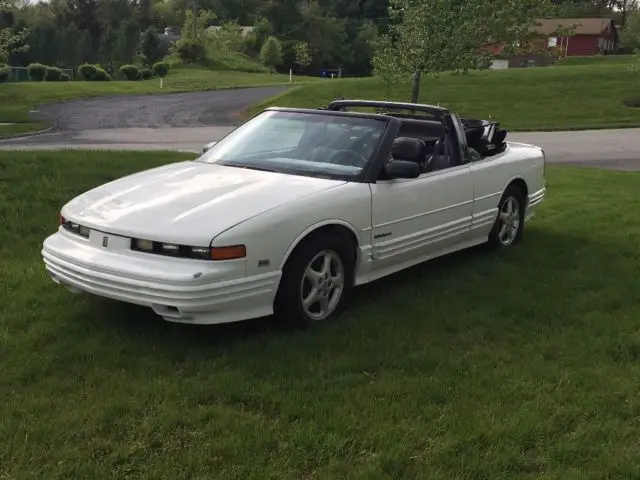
[102,236,109,248]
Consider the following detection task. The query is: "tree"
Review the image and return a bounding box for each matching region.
[140,26,164,66]
[260,35,282,72]
[0,0,29,64]
[293,41,311,71]
[173,9,216,64]
[373,0,555,103]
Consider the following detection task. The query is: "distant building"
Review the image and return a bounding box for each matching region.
[534,17,619,57]
[485,17,620,69]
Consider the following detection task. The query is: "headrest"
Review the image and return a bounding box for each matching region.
[391,137,426,162]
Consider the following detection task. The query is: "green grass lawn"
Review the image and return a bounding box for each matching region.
[2,151,640,479]
[251,62,640,131]
[0,67,314,138]
[555,54,635,66]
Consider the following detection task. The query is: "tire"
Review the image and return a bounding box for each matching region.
[488,185,526,248]
[274,232,355,329]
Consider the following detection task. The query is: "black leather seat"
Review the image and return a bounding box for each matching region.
[391,136,427,163]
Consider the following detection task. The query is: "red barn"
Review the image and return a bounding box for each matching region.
[533,17,619,57]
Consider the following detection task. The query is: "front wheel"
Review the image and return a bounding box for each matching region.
[488,185,526,247]
[274,233,355,328]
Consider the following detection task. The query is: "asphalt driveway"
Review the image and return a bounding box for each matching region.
[30,86,290,131]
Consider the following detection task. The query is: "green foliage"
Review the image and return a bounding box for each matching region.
[0,0,29,64]
[374,0,555,102]
[119,64,140,80]
[140,27,164,67]
[27,62,46,81]
[78,63,97,81]
[92,67,111,81]
[139,67,152,80]
[45,65,62,81]
[293,41,311,71]
[152,61,169,78]
[260,36,283,72]
[173,9,216,64]
[621,9,640,51]
[0,63,9,82]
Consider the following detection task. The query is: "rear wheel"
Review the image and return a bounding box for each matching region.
[274,232,355,328]
[488,185,526,247]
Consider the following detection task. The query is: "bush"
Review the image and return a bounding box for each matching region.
[45,66,63,81]
[0,64,10,83]
[152,61,170,78]
[119,64,140,80]
[78,63,97,81]
[60,73,71,81]
[92,67,111,81]
[27,63,47,81]
[139,67,152,80]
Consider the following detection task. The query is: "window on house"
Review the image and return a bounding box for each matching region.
[548,37,557,47]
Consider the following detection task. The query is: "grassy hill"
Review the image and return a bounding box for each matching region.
[250,62,640,131]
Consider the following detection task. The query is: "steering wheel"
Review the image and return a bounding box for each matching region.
[327,149,368,167]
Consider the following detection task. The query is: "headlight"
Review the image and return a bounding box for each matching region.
[131,238,246,261]
[60,216,90,238]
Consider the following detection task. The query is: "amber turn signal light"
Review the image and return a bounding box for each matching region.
[210,245,246,261]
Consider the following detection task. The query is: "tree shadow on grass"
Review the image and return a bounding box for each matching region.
[65,225,636,357]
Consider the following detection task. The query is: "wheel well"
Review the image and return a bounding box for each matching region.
[282,224,360,270]
[508,178,528,201]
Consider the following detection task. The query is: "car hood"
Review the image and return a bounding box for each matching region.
[62,160,345,245]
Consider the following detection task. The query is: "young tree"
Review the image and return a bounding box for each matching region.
[260,35,282,73]
[293,41,311,72]
[173,9,216,64]
[373,0,555,103]
[0,0,29,64]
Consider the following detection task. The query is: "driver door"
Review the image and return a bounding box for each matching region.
[368,163,474,276]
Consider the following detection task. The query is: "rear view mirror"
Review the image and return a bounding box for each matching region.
[202,141,217,153]
[385,159,420,179]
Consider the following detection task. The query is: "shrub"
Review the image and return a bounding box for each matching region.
[27,63,47,81]
[0,64,10,83]
[78,63,97,81]
[45,66,63,81]
[139,67,152,79]
[60,73,71,81]
[92,67,111,81]
[119,64,140,80]
[152,61,170,78]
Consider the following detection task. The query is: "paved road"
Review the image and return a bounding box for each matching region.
[29,86,290,130]
[0,86,638,170]
[2,125,639,170]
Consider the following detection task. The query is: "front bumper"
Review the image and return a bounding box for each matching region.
[42,230,281,324]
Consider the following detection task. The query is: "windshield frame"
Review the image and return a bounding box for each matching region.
[196,108,392,182]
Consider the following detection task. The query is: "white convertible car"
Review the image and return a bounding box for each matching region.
[42,99,546,327]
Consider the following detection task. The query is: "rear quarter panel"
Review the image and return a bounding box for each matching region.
[469,142,545,235]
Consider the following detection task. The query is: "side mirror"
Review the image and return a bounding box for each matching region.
[385,159,420,179]
[202,141,217,153]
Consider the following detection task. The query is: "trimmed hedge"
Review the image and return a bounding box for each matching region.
[119,64,139,80]
[152,61,169,78]
[0,64,9,83]
[45,66,63,81]
[139,67,152,80]
[78,63,97,81]
[92,67,111,81]
[27,63,47,81]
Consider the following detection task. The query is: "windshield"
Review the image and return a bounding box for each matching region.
[198,110,386,179]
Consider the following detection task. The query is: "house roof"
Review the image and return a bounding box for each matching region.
[533,17,615,36]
